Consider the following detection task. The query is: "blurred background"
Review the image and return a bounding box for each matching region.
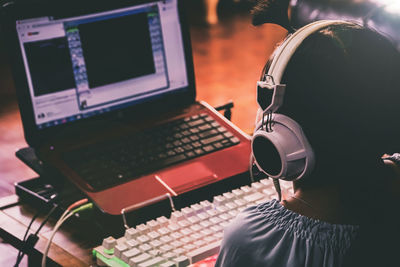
[0,0,399,264]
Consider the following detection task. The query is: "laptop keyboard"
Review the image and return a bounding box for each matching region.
[93,179,293,267]
[63,113,240,190]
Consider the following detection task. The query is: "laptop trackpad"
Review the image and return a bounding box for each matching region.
[157,162,218,194]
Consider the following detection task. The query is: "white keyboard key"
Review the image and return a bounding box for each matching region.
[223,192,236,201]
[259,178,271,186]
[160,244,173,253]
[234,199,246,207]
[160,235,173,244]
[136,224,150,234]
[121,248,141,263]
[262,188,275,196]
[125,228,139,239]
[206,209,218,217]
[114,243,128,258]
[171,210,185,221]
[200,229,212,237]
[180,236,192,245]
[149,239,162,248]
[187,240,221,264]
[213,195,226,205]
[157,227,170,236]
[138,256,165,267]
[170,232,183,240]
[146,219,160,230]
[102,236,116,250]
[139,244,152,252]
[147,231,160,240]
[231,189,244,198]
[225,202,237,210]
[148,249,161,257]
[181,207,195,217]
[171,240,183,249]
[244,192,264,203]
[137,235,150,244]
[187,215,200,225]
[199,200,212,210]
[200,220,212,228]
[240,185,253,194]
[193,239,207,248]
[173,248,185,256]
[190,224,202,233]
[178,220,190,228]
[160,261,176,267]
[162,252,177,260]
[190,233,202,240]
[184,244,196,252]
[209,217,222,225]
[156,216,169,227]
[219,213,231,221]
[204,235,218,244]
[215,205,228,214]
[210,225,223,233]
[197,212,210,221]
[190,203,203,214]
[167,223,180,232]
[126,239,139,248]
[172,256,190,267]
[180,228,193,236]
[129,253,151,266]
[251,182,264,191]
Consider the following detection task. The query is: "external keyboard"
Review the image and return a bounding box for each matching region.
[63,113,240,190]
[93,179,293,267]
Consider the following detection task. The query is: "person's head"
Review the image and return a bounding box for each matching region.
[254,22,400,191]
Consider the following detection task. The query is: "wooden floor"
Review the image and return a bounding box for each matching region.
[0,3,286,265]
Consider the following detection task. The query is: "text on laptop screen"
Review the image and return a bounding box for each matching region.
[16,0,188,129]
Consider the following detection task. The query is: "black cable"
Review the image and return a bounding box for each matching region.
[14,210,41,267]
[35,204,58,235]
[14,204,58,267]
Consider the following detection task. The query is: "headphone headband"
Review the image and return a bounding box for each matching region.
[268,20,353,85]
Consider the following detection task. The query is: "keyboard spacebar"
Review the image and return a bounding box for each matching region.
[187,240,221,264]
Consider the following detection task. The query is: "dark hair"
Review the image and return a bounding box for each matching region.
[263,23,400,189]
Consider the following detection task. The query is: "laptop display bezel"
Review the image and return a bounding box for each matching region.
[2,0,196,148]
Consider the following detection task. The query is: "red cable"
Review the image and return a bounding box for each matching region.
[66,198,88,211]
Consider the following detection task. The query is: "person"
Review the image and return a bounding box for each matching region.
[215,3,400,267]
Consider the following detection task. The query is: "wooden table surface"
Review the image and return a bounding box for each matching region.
[0,194,99,266]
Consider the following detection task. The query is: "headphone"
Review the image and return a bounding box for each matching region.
[252,20,355,182]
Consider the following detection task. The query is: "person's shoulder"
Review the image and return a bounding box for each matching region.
[223,200,281,245]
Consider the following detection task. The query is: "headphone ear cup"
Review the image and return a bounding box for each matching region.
[251,114,315,181]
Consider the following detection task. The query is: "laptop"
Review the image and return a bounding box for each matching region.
[3,0,251,215]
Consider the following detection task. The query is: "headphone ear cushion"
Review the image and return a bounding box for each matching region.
[251,114,315,181]
[252,137,282,177]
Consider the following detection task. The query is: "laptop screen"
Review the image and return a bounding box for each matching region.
[15,0,188,129]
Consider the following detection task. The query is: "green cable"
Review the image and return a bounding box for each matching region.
[71,203,93,214]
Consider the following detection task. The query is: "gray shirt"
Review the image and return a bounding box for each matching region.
[215,199,359,267]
